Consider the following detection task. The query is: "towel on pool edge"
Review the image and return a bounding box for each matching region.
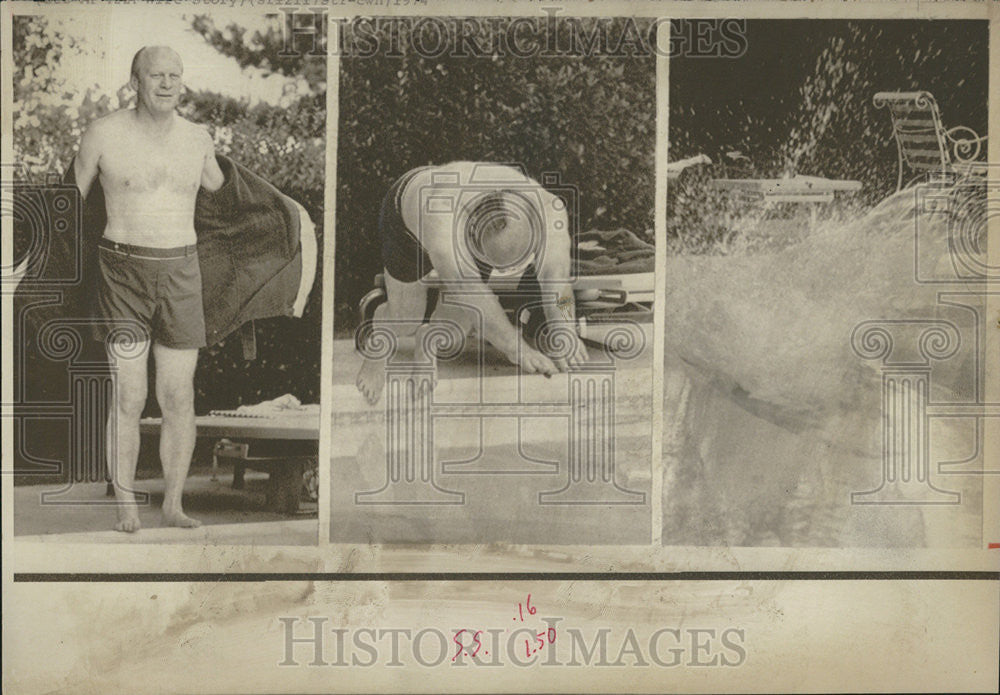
[210,394,320,418]
[575,228,655,275]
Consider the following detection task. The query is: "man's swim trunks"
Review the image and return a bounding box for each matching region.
[379,166,435,283]
[379,167,538,283]
[93,239,207,349]
[64,154,314,349]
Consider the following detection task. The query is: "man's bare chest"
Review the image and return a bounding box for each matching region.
[100,134,204,197]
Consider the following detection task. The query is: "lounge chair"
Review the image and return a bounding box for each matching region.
[709,175,862,231]
[874,91,987,191]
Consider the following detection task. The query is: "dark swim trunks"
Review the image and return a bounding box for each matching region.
[379,166,435,283]
[93,239,207,349]
[377,168,552,339]
[379,166,537,284]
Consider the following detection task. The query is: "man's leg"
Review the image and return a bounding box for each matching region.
[153,343,202,528]
[413,294,477,392]
[356,272,429,405]
[107,339,150,533]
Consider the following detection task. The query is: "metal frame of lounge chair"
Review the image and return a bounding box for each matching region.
[212,438,317,514]
[709,175,863,231]
[874,91,987,191]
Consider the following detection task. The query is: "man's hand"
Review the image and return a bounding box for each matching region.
[200,128,225,192]
[550,330,588,372]
[536,320,588,372]
[509,343,559,378]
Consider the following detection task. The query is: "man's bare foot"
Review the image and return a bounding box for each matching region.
[114,504,141,533]
[356,358,386,406]
[163,508,202,528]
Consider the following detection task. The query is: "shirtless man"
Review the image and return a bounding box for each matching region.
[356,162,588,405]
[74,46,225,531]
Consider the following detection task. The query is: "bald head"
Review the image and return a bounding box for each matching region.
[130,46,184,114]
[130,46,183,80]
[466,190,539,271]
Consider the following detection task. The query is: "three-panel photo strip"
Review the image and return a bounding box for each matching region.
[2,1,998,693]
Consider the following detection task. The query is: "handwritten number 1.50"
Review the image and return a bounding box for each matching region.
[524,628,557,657]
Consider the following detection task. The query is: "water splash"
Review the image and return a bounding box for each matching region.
[668,20,988,255]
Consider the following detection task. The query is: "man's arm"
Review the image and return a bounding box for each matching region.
[665,153,712,180]
[536,193,587,369]
[199,129,225,192]
[422,219,557,376]
[74,124,102,200]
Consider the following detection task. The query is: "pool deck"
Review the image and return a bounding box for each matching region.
[14,323,652,545]
[13,471,317,544]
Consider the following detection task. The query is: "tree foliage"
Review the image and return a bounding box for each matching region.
[190,13,327,95]
[12,16,113,178]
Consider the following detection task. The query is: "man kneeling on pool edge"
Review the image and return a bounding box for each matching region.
[356,162,588,406]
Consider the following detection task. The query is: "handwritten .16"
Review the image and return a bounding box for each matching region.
[515,594,536,622]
